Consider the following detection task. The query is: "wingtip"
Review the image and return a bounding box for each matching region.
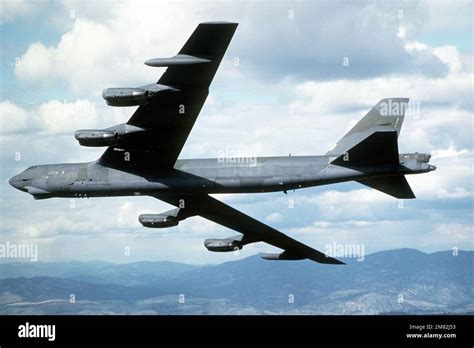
[308,254,346,265]
[325,258,346,265]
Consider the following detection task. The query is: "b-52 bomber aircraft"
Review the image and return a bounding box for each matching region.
[10,22,436,264]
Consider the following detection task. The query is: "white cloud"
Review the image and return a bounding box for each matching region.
[434,223,473,244]
[265,212,283,224]
[13,214,103,239]
[0,100,29,134]
[436,187,471,199]
[431,145,469,160]
[38,99,100,134]
[404,41,430,53]
[0,99,126,136]
[14,42,55,84]
[12,0,452,97]
[424,1,473,31]
[116,201,141,228]
[299,189,395,221]
[406,154,472,200]
[13,3,201,95]
[15,19,120,92]
[433,46,463,74]
[397,26,406,39]
[287,43,472,156]
[307,189,392,205]
[0,0,37,24]
[405,41,466,75]
[293,70,471,117]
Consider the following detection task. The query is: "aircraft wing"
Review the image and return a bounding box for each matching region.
[100,22,238,169]
[154,194,344,265]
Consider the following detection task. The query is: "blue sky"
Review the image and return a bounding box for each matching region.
[0,0,472,264]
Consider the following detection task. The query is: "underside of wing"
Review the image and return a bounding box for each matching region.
[100,22,238,170]
[154,194,344,265]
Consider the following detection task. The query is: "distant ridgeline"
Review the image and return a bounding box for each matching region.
[0,249,472,315]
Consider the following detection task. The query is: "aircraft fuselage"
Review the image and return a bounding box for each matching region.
[9,153,435,199]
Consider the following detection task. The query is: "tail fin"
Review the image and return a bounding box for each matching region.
[330,131,416,199]
[328,98,415,199]
[331,131,399,166]
[327,98,409,157]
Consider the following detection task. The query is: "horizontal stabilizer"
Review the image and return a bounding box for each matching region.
[332,131,399,166]
[357,175,415,199]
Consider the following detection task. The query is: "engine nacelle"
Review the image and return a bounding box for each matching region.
[399,152,436,173]
[74,129,119,147]
[204,238,243,252]
[102,83,179,107]
[261,251,305,260]
[75,123,146,147]
[139,214,179,228]
[102,88,147,106]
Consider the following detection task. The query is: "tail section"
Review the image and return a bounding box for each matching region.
[326,98,409,157]
[331,131,399,166]
[328,98,415,199]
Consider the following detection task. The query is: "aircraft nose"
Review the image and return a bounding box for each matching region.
[9,175,19,189]
[9,174,24,191]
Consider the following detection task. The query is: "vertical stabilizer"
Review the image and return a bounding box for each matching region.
[327,98,409,157]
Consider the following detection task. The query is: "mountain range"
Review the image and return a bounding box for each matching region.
[0,249,472,315]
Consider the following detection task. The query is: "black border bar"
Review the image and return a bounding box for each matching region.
[0,315,472,346]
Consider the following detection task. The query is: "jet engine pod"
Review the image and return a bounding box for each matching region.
[139,214,179,228]
[145,54,211,67]
[204,238,243,252]
[102,83,179,107]
[74,129,119,147]
[75,123,147,147]
[102,88,148,106]
[261,251,306,260]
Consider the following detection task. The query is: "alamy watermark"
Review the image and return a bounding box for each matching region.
[379,99,420,118]
[217,146,257,167]
[18,322,55,341]
[0,241,38,262]
[325,242,365,262]
[54,99,96,117]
